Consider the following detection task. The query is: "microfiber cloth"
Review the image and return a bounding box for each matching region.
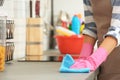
[59,54,90,73]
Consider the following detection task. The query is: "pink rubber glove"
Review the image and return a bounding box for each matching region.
[70,47,108,71]
[79,43,93,58]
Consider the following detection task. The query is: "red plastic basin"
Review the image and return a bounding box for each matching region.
[55,35,84,54]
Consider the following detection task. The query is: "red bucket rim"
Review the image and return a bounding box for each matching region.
[54,35,83,39]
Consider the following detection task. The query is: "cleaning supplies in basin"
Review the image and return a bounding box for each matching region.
[56,26,76,36]
[71,15,81,34]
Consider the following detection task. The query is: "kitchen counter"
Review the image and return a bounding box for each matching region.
[0,61,98,80]
[0,50,98,80]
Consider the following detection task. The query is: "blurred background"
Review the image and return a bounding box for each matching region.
[0,0,84,60]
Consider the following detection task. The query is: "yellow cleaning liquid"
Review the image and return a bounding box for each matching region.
[0,46,5,71]
[80,24,85,33]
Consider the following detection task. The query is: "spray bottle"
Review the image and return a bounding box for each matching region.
[71,15,81,34]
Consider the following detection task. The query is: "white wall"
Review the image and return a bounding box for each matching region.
[1,0,26,59]
[54,0,84,23]
[1,0,14,19]
[13,0,26,59]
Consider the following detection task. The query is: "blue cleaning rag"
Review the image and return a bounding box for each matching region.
[59,54,90,73]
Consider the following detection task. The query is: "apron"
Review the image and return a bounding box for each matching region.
[90,0,120,80]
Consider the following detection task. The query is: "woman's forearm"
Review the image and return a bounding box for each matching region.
[100,36,117,54]
[83,35,117,54]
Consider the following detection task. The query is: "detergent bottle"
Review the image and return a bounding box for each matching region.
[71,15,81,34]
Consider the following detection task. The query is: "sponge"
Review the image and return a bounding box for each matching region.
[59,54,90,73]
